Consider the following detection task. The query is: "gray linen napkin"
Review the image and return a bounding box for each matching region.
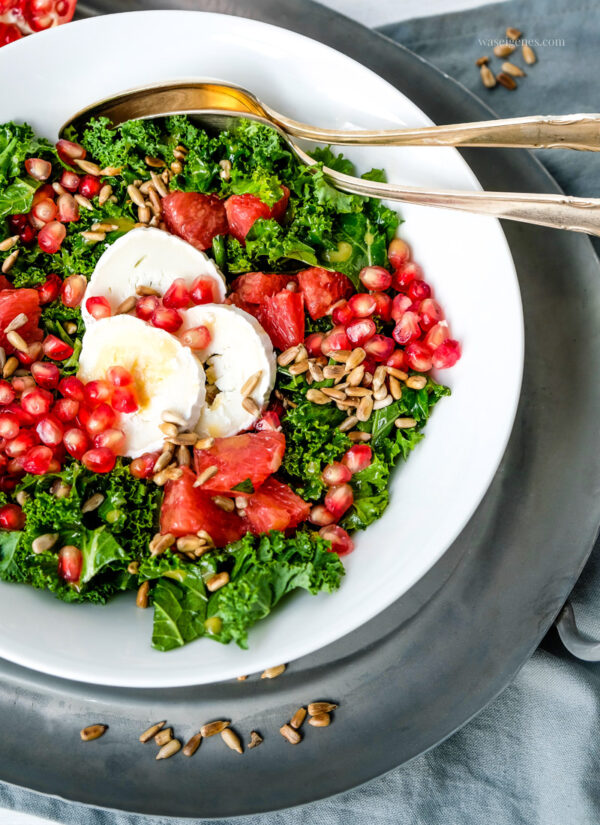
[3,1,600,822]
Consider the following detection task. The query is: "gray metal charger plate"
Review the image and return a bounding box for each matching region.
[2,0,600,818]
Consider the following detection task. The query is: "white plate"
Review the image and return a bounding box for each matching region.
[0,10,523,687]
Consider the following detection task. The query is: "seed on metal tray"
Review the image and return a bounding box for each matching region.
[242,397,260,416]
[156,739,181,760]
[261,664,286,679]
[290,707,307,730]
[522,43,537,64]
[183,732,203,757]
[200,720,230,738]
[136,581,150,608]
[480,64,497,88]
[248,730,263,749]
[194,465,218,487]
[280,724,301,745]
[154,728,173,746]
[308,713,331,728]
[493,43,515,57]
[475,56,489,66]
[139,721,166,743]
[221,728,243,754]
[505,26,522,40]
[206,572,229,592]
[405,375,427,390]
[308,702,338,716]
[32,533,59,554]
[496,71,517,90]
[395,417,417,429]
[502,61,525,77]
[80,724,108,742]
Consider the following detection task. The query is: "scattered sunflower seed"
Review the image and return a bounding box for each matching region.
[221,728,243,754]
[80,724,107,741]
[1,249,19,274]
[242,397,260,416]
[156,739,181,760]
[306,388,331,405]
[75,194,94,211]
[522,43,537,64]
[80,230,105,242]
[206,572,229,592]
[308,713,331,727]
[81,493,104,513]
[145,155,165,168]
[505,26,522,40]
[405,375,427,390]
[194,465,218,487]
[261,664,286,679]
[136,581,150,608]
[32,533,59,555]
[308,702,338,716]
[248,730,263,749]
[480,64,497,88]
[493,43,515,57]
[280,724,301,745]
[4,313,28,334]
[290,707,307,730]
[139,721,166,743]
[154,728,173,746]
[74,158,102,176]
[0,235,18,252]
[475,56,489,66]
[116,295,137,315]
[395,417,417,429]
[183,732,203,757]
[339,415,358,432]
[201,720,230,738]
[502,61,525,77]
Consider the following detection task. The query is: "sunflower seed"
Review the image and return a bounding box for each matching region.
[137,284,161,297]
[345,386,372,398]
[98,184,113,206]
[280,724,301,745]
[213,495,235,513]
[506,26,522,40]
[100,166,122,177]
[290,707,307,730]
[51,482,71,498]
[323,364,346,380]
[137,205,151,224]
[320,387,346,401]
[148,188,162,216]
[219,159,232,180]
[406,375,427,390]
[127,561,139,575]
[196,529,214,546]
[395,417,417,428]
[195,436,215,450]
[145,155,165,168]
[150,171,168,197]
[32,533,59,554]
[52,181,66,195]
[373,395,393,410]
[522,43,537,64]
[475,56,489,66]
[493,43,515,57]
[183,732,202,757]
[347,430,371,442]
[153,448,174,474]
[277,345,300,366]
[339,415,358,432]
[480,64,497,88]
[308,713,331,727]
[140,721,166,743]
[261,664,286,679]
[502,61,525,77]
[80,231,105,242]
[136,581,150,608]
[81,493,105,513]
[206,572,229,592]
[308,361,324,382]
[221,728,243,754]
[373,384,388,402]
[15,491,27,507]
[1,249,19,274]
[194,465,218,487]
[330,350,351,363]
[175,536,200,554]
[346,365,365,386]
[80,724,107,741]
[124,184,144,208]
[4,313,27,334]
[0,235,18,252]
[389,376,403,400]
[162,409,187,427]
[177,445,191,467]
[7,330,28,353]
[154,728,173,746]
[149,532,175,556]
[201,720,230,738]
[345,347,366,372]
[496,71,517,90]
[171,160,183,175]
[156,739,181,760]
[75,193,94,212]
[115,295,136,315]
[152,467,173,486]
[356,396,374,422]
[306,388,331,405]
[386,366,408,381]
[160,422,179,438]
[241,370,262,397]
[248,730,263,749]
[242,397,260,416]
[168,432,199,446]
[308,702,338,715]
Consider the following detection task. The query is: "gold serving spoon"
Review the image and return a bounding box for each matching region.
[60,80,600,237]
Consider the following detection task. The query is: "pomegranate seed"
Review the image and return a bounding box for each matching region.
[12,376,36,395]
[61,274,87,308]
[22,444,53,475]
[393,312,421,346]
[419,298,444,332]
[78,174,101,199]
[359,265,392,291]
[58,376,85,402]
[163,278,191,309]
[151,307,183,333]
[432,339,461,369]
[135,295,160,320]
[38,221,66,254]
[84,403,116,436]
[84,380,112,406]
[59,170,80,192]
[130,451,159,478]
[53,398,79,423]
[8,214,28,233]
[324,483,354,519]
[342,444,372,474]
[29,211,46,232]
[6,457,25,476]
[423,322,450,351]
[309,505,337,527]
[405,342,433,372]
[321,462,352,486]
[63,427,89,460]
[364,335,395,363]
[321,326,351,357]
[82,447,117,474]
[331,300,354,325]
[111,386,138,414]
[371,292,392,321]
[388,238,410,270]
[0,503,25,530]
[21,387,53,417]
[191,277,216,305]
[35,415,64,447]
[0,414,19,439]
[56,139,86,165]
[408,280,431,302]
[19,223,36,245]
[94,427,126,454]
[32,198,57,223]
[0,381,15,405]
[25,158,52,181]
[5,431,37,458]
[36,273,61,304]
[254,411,281,432]
[346,318,376,347]
[348,293,377,318]
[386,349,408,371]
[85,296,111,320]
[319,524,354,556]
[392,262,423,292]
[30,361,60,389]
[58,545,82,583]
[6,403,35,427]
[391,294,412,322]
[56,192,79,222]
[32,184,55,205]
[42,335,73,361]
[106,366,133,387]
[181,326,211,350]
[304,333,324,357]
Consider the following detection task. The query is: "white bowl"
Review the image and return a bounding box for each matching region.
[0,10,523,687]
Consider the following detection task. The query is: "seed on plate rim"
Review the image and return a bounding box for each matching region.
[261,663,286,679]
[136,581,150,608]
[1,249,19,274]
[80,724,108,741]
[156,739,181,760]
[206,571,230,592]
[279,724,301,745]
[221,727,243,754]
[200,720,230,738]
